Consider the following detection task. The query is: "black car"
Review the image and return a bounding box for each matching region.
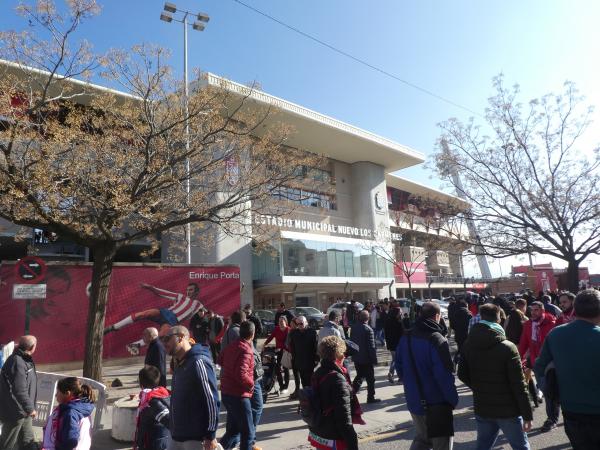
[254,309,275,337]
[289,307,325,329]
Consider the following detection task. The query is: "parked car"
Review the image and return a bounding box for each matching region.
[416,299,449,322]
[254,309,275,337]
[326,301,365,318]
[289,307,326,329]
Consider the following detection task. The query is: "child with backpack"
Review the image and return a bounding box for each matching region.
[134,366,171,450]
[303,336,363,450]
[41,377,96,450]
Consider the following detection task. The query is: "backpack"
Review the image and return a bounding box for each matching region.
[297,371,336,427]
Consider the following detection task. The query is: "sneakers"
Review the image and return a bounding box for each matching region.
[103,325,115,335]
[540,420,557,432]
[367,397,381,404]
[280,389,289,395]
[252,446,262,450]
[126,343,140,356]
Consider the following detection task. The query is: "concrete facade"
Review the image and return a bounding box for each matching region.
[0,64,471,312]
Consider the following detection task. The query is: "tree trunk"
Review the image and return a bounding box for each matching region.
[566,258,580,294]
[83,243,117,381]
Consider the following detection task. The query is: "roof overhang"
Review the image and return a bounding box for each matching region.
[199,73,425,172]
[0,58,140,106]
[1,59,425,172]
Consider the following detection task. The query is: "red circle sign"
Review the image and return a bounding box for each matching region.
[15,256,47,284]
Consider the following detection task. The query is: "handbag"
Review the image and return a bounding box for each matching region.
[281,349,293,369]
[407,333,454,438]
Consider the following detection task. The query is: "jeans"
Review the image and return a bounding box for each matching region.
[0,416,37,450]
[475,415,530,450]
[250,381,264,445]
[227,382,263,448]
[539,376,561,424]
[275,350,290,390]
[219,395,254,450]
[409,413,453,450]
[388,350,396,376]
[352,363,375,399]
[563,410,600,450]
[375,328,385,344]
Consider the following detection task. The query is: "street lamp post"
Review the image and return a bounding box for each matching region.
[160,2,210,265]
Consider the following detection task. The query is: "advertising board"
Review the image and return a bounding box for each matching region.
[0,263,240,364]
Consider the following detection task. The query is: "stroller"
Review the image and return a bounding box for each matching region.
[260,346,281,403]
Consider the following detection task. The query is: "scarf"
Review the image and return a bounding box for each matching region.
[531,318,541,342]
[480,320,505,335]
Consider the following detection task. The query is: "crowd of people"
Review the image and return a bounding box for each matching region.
[1,289,599,450]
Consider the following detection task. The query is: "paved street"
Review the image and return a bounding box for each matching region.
[39,352,571,450]
[33,337,571,450]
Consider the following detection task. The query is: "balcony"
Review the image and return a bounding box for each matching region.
[396,246,426,263]
[427,250,450,270]
[426,274,471,285]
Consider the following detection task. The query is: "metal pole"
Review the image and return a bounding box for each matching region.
[183,12,192,265]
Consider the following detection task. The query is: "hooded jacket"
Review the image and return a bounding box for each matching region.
[395,318,458,416]
[135,387,170,450]
[518,312,556,366]
[43,398,95,450]
[458,323,532,421]
[0,348,37,421]
[170,344,220,442]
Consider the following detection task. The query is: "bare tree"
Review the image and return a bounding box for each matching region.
[0,0,323,380]
[369,198,466,320]
[435,75,600,293]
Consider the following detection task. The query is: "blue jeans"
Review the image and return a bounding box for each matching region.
[250,380,264,445]
[219,395,254,450]
[475,415,530,450]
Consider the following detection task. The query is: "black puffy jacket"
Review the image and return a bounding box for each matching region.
[309,359,358,450]
[458,323,532,421]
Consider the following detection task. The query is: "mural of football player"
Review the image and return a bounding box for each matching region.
[103,282,203,355]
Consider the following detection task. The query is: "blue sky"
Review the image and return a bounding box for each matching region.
[2,0,600,275]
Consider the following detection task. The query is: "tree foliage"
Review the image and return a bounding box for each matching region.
[435,76,600,291]
[0,0,324,379]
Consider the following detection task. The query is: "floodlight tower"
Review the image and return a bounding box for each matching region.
[160,3,210,264]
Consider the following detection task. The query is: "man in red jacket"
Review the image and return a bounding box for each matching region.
[518,301,558,432]
[218,321,258,450]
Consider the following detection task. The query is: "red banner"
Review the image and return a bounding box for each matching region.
[0,263,240,364]
[394,262,426,284]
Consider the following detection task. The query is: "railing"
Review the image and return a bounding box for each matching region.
[426,275,470,284]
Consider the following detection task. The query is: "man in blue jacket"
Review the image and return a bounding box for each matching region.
[396,302,458,450]
[534,289,600,449]
[163,325,220,450]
